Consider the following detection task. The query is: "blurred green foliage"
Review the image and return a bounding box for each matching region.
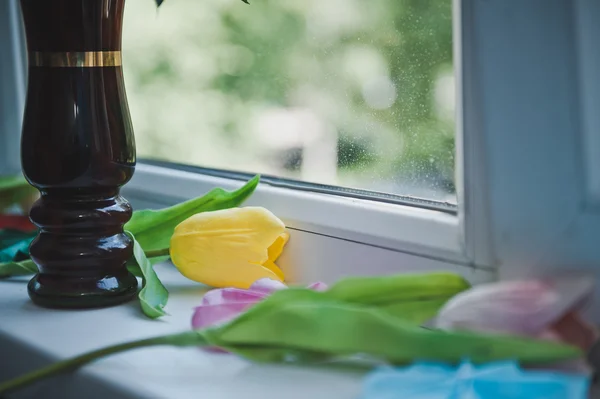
[0,176,37,213]
[123,0,455,200]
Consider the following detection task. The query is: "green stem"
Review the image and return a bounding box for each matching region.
[0,338,161,394]
[0,331,206,395]
[144,247,170,258]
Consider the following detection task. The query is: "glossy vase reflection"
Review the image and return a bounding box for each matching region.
[20,0,138,308]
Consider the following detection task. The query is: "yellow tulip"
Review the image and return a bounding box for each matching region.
[170,207,288,289]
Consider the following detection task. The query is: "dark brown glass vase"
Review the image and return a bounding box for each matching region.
[20,0,138,308]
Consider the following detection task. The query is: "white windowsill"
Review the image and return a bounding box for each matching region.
[0,264,364,399]
[2,264,599,399]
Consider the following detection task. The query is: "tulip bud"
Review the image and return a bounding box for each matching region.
[170,207,289,289]
[434,276,596,350]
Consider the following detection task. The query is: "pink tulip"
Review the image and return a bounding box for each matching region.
[192,278,328,330]
[434,275,597,351]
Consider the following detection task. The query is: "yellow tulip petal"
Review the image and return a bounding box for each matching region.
[260,259,285,281]
[174,258,283,289]
[170,207,286,289]
[266,231,290,263]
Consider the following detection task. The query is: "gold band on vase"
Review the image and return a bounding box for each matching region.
[29,51,122,68]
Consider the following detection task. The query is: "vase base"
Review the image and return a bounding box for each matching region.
[27,271,138,309]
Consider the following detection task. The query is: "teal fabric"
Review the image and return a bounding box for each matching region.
[0,230,35,262]
[362,361,589,399]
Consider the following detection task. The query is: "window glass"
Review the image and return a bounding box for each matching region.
[123,0,455,203]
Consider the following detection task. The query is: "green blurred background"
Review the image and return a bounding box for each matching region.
[122,0,455,202]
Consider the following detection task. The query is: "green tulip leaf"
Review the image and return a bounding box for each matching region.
[374,298,453,324]
[126,261,143,278]
[0,259,38,279]
[126,253,168,278]
[206,288,580,365]
[126,231,169,319]
[324,272,470,324]
[124,175,259,252]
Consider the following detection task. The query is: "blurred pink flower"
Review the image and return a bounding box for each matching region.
[434,276,597,351]
[192,278,327,330]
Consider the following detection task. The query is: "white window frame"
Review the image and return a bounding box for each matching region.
[0,0,25,176]
[2,0,600,315]
[459,0,600,319]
